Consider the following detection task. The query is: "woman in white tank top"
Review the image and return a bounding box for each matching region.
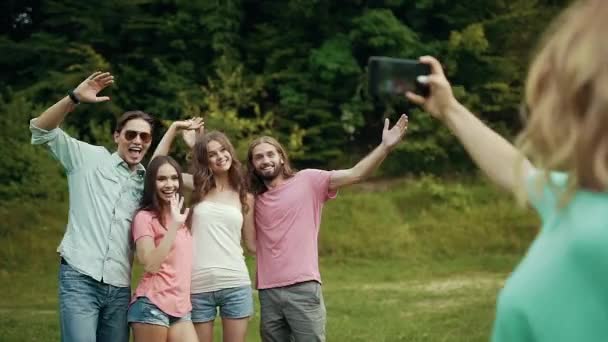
[152,123,256,342]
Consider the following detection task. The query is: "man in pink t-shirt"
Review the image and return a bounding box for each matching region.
[246,115,409,342]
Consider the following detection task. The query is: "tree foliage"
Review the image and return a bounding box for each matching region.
[0,0,570,209]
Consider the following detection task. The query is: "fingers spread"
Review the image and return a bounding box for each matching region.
[88,71,102,80]
[93,72,111,81]
[100,75,114,84]
[95,96,110,102]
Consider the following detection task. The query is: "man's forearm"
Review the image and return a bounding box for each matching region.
[330,144,391,190]
[33,96,77,130]
[350,144,390,182]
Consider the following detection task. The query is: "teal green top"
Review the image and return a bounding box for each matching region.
[30,119,145,287]
[492,171,608,341]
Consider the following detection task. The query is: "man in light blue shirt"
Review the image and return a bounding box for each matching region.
[30,71,154,342]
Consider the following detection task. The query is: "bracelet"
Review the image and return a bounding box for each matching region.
[67,90,80,104]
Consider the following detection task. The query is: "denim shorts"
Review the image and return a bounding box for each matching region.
[127,296,191,327]
[191,285,254,322]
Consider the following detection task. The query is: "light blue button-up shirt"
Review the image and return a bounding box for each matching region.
[30,119,145,287]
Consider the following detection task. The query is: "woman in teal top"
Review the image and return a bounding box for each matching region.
[405,0,608,340]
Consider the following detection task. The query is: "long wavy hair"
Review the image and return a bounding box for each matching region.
[190,131,249,214]
[139,156,185,228]
[246,136,297,195]
[515,0,608,204]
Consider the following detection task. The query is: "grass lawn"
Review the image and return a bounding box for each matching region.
[0,255,519,341]
[0,176,535,341]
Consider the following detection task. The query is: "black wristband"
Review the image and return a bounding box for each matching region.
[67,90,80,104]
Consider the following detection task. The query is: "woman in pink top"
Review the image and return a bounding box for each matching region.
[128,156,197,342]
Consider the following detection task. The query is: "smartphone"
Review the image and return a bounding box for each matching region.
[368,56,431,98]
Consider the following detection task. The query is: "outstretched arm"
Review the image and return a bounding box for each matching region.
[406,56,534,193]
[30,72,114,172]
[329,115,408,191]
[33,71,114,130]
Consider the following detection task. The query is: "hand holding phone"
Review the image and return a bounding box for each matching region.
[405,56,458,121]
[368,56,431,98]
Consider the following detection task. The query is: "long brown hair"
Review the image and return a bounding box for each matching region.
[139,156,185,228]
[190,131,249,213]
[246,136,297,195]
[515,0,608,203]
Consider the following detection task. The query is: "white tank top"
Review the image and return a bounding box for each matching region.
[190,201,251,293]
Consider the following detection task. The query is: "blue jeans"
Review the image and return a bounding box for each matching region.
[59,259,130,342]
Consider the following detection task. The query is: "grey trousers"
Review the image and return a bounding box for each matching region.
[259,281,326,342]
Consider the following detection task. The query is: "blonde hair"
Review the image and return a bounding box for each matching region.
[515,0,608,204]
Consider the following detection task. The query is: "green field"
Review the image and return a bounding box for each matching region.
[0,176,538,341]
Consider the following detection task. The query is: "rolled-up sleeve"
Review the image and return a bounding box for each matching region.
[30,118,103,173]
[30,118,61,145]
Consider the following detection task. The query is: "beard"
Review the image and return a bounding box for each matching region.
[255,162,283,181]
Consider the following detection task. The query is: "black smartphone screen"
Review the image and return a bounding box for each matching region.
[368,56,430,98]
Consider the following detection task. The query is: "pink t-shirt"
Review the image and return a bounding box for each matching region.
[255,169,337,289]
[131,210,193,317]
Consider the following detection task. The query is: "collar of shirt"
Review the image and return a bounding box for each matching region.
[110,152,146,178]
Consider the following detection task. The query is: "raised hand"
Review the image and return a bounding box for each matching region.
[172,117,204,131]
[169,194,190,229]
[405,56,457,121]
[381,114,408,150]
[73,71,114,103]
[180,117,205,149]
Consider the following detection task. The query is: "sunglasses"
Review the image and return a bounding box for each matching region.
[124,130,152,143]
